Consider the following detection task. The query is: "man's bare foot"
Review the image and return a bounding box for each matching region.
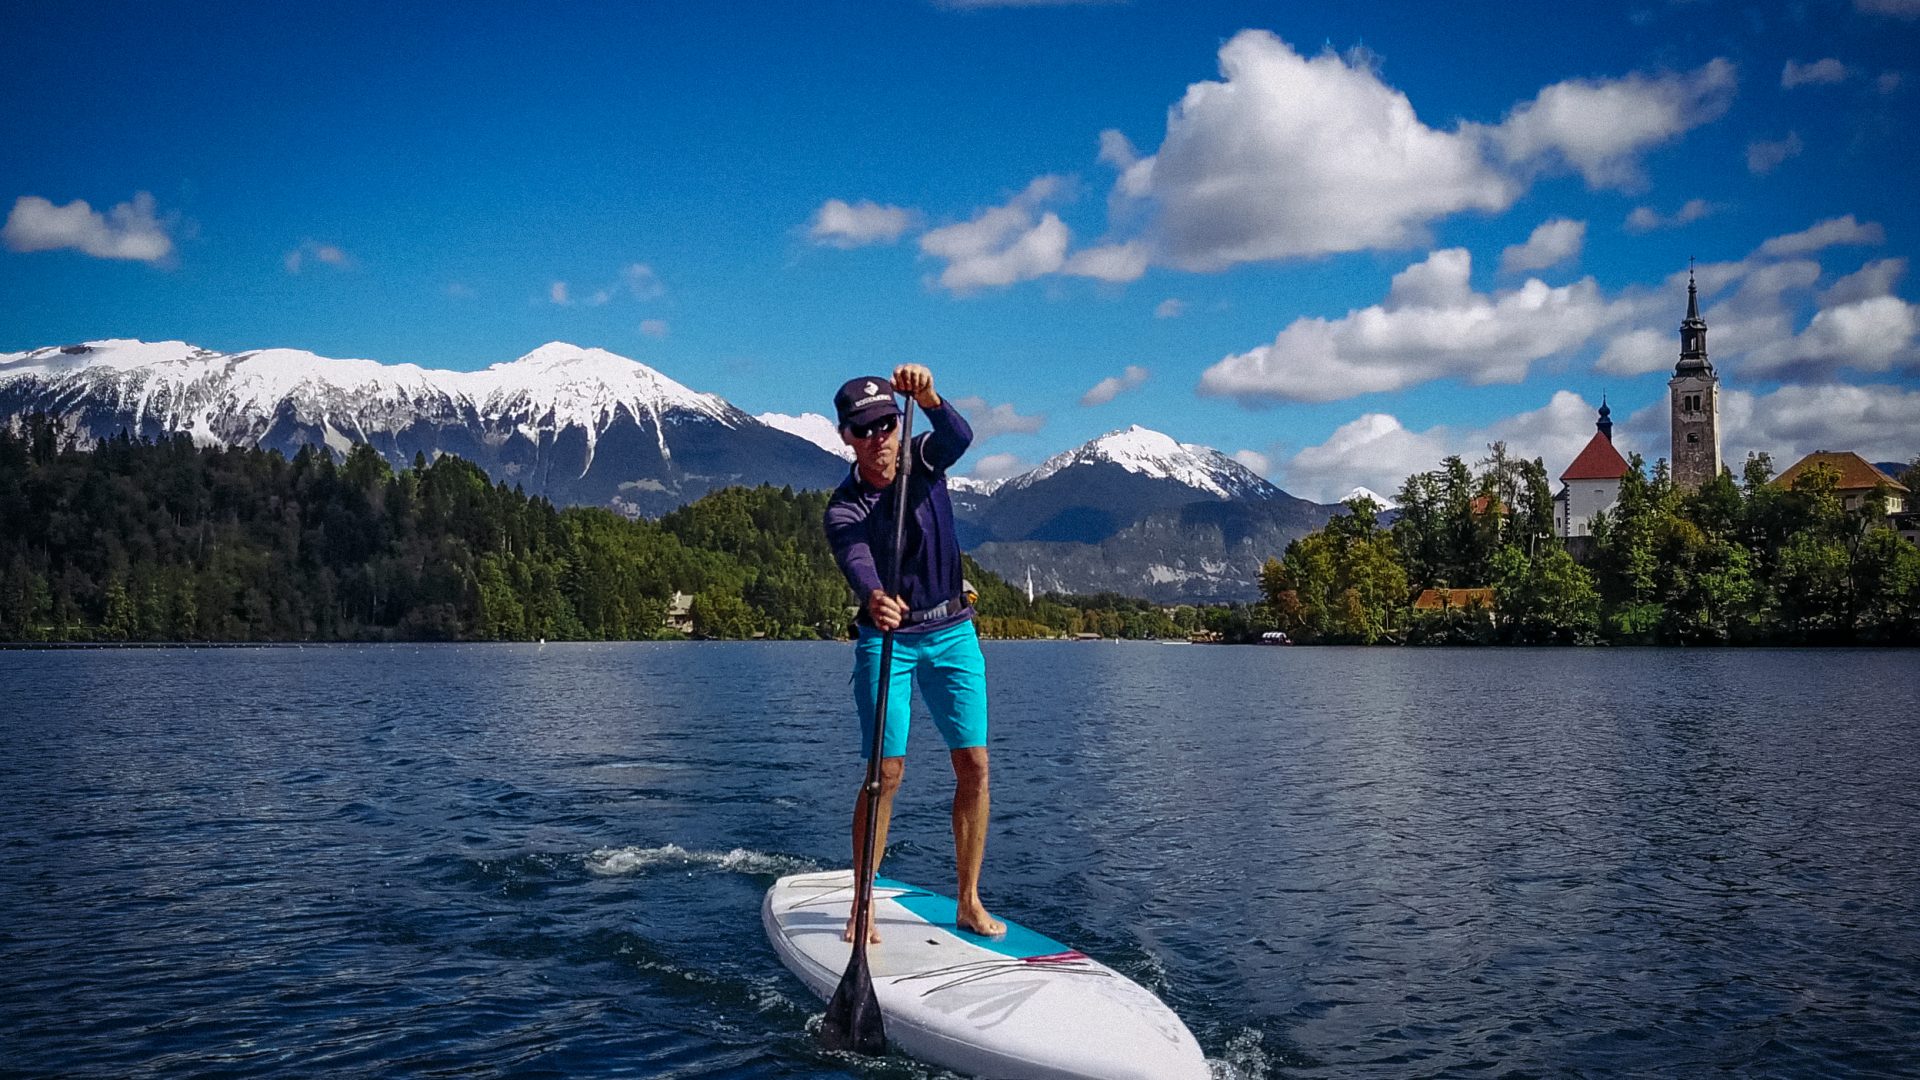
[955,903,1005,938]
[842,914,881,945]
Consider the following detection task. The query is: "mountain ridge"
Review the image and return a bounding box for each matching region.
[0,339,845,516]
[2,338,1343,598]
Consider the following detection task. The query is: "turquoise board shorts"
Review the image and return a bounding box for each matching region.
[852,619,988,759]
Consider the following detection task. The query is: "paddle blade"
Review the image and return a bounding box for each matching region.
[819,947,886,1055]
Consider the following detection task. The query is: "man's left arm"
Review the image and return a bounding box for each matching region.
[893,363,971,473]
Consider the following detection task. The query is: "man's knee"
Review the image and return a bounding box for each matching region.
[876,756,907,795]
[950,746,989,787]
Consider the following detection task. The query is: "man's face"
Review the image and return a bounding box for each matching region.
[841,414,900,472]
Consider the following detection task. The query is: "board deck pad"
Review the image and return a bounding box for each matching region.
[764,869,1209,1080]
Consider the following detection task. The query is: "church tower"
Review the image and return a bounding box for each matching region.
[1669,269,1721,491]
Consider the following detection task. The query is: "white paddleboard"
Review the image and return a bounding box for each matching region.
[763,869,1209,1079]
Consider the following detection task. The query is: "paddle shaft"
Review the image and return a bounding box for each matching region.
[823,396,914,1054]
[852,397,913,946]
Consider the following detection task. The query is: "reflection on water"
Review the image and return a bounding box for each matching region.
[2,643,1917,1078]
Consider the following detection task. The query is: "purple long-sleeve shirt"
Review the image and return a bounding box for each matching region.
[824,400,973,635]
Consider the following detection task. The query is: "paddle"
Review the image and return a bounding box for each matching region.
[820,396,915,1056]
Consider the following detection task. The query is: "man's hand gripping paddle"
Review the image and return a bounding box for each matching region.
[819,397,914,1056]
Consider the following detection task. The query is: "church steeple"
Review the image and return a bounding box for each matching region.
[1596,397,1613,442]
[1676,264,1711,375]
[1669,262,1721,491]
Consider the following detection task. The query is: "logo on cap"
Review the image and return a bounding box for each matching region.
[864,381,879,396]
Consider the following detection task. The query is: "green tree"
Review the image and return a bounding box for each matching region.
[692,588,758,639]
[1490,542,1599,643]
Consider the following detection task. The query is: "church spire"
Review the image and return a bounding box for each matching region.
[1597,396,1613,442]
[1677,262,1711,374]
[1669,259,1721,492]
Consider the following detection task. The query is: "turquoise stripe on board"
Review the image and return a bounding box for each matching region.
[875,877,1070,959]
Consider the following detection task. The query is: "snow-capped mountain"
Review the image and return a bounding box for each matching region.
[953,424,1336,601]
[946,474,1005,496]
[0,339,848,516]
[1001,425,1280,500]
[1341,486,1399,510]
[756,411,853,461]
[971,425,1288,546]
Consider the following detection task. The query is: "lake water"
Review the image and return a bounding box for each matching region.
[3,643,1918,1078]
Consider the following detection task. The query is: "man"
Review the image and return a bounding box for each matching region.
[823,364,1004,944]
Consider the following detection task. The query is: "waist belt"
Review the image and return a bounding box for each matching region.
[902,594,968,625]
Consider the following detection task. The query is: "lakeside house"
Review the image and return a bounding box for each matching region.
[666,591,695,634]
[1412,587,1496,620]
[1772,451,1910,516]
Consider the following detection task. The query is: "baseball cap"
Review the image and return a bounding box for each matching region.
[834,376,900,429]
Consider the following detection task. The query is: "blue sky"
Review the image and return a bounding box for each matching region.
[4,0,1918,500]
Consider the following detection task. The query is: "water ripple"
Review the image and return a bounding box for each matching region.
[2,643,1917,1077]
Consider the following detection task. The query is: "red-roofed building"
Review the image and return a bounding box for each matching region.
[1555,401,1631,538]
[1773,451,1909,515]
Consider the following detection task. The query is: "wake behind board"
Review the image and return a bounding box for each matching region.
[763,870,1208,1080]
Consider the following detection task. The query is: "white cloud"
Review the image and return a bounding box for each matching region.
[1782,58,1849,88]
[1820,257,1906,306]
[639,319,669,339]
[808,199,918,248]
[1232,449,1272,475]
[967,452,1032,484]
[1140,31,1516,269]
[1879,72,1904,94]
[1747,132,1804,174]
[1104,35,1735,276]
[919,176,1071,291]
[1595,327,1675,376]
[1855,0,1920,17]
[1063,240,1148,282]
[1198,248,1628,404]
[950,395,1044,439]
[1500,218,1586,273]
[1757,215,1885,257]
[284,241,351,274]
[1279,391,1615,502]
[623,262,665,299]
[1080,364,1149,406]
[1096,129,1138,170]
[1593,224,1912,380]
[547,280,611,306]
[3,192,175,264]
[1154,298,1186,319]
[550,265,665,306]
[1486,59,1737,189]
[1733,384,1920,464]
[1625,198,1712,233]
[1745,295,1920,376]
[1617,384,1920,472]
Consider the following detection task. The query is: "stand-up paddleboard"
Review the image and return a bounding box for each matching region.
[764,869,1209,1079]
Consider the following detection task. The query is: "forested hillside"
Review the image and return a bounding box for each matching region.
[0,419,1243,642]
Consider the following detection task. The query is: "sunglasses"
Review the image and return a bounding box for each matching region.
[845,416,898,440]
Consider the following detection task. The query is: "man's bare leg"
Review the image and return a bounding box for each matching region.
[845,755,905,944]
[950,746,1005,937]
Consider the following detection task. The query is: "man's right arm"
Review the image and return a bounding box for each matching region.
[827,495,910,630]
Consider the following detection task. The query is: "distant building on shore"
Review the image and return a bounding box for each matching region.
[1555,400,1630,539]
[1547,269,1914,549]
[1556,270,1723,537]
[1773,451,1910,515]
[1669,269,1722,492]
